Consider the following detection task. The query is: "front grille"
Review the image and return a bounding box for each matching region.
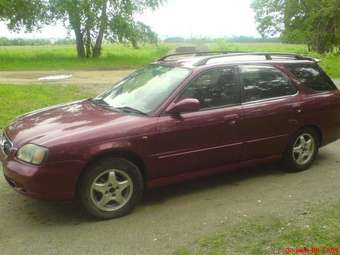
[0,132,12,156]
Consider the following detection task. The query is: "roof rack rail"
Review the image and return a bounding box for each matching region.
[194,52,316,66]
[158,51,240,61]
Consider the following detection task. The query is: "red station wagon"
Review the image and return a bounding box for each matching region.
[1,52,340,219]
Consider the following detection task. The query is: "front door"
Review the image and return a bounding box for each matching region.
[149,66,243,179]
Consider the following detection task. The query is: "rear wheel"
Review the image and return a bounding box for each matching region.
[283,128,319,172]
[79,157,144,219]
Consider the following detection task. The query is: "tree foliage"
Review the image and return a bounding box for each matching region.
[0,0,163,58]
[251,0,340,53]
[251,0,285,38]
[0,0,48,31]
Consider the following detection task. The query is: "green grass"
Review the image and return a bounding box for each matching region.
[0,42,340,77]
[0,44,169,70]
[0,84,93,128]
[177,202,340,255]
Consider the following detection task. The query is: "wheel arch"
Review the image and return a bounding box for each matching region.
[300,125,323,146]
[76,149,148,197]
[290,124,323,148]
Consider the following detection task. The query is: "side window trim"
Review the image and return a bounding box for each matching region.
[173,65,242,112]
[241,91,299,105]
[238,64,298,104]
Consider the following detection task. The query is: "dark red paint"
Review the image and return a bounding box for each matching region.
[1,60,340,201]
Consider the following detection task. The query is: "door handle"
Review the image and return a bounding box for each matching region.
[223,114,239,125]
[291,102,303,113]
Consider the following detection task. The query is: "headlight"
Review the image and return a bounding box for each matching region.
[17,144,48,165]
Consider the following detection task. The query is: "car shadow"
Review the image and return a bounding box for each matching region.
[142,162,286,206]
[11,150,332,225]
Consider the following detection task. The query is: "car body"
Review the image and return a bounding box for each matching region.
[1,52,340,218]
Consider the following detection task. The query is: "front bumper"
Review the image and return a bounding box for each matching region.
[0,148,86,201]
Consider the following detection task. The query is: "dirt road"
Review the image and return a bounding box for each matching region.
[0,70,133,94]
[1,141,340,255]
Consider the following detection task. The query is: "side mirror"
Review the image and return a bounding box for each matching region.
[166,98,200,114]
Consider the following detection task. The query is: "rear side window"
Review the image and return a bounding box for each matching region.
[239,65,297,102]
[286,64,336,91]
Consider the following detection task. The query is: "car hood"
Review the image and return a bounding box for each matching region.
[5,100,145,147]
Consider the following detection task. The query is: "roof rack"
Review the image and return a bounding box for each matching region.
[194,52,317,66]
[158,51,239,61]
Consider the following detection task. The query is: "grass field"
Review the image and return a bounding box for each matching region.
[1,43,340,77]
[0,44,169,70]
[178,201,340,255]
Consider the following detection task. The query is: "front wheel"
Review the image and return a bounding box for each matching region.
[79,157,144,219]
[283,128,319,172]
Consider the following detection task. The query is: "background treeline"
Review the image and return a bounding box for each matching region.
[163,36,280,44]
[0,36,281,46]
[0,37,74,46]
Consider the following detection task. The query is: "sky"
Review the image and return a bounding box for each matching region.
[0,0,259,39]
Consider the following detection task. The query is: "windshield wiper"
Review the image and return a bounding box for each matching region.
[115,106,147,116]
[90,99,147,115]
[90,98,108,106]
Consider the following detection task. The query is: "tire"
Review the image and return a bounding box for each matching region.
[283,128,319,172]
[79,157,144,219]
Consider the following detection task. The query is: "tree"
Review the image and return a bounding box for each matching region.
[251,0,285,38]
[0,0,48,31]
[55,0,164,58]
[251,0,340,53]
[0,0,163,58]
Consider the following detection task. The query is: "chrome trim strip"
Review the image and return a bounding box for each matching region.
[152,142,243,160]
[242,91,299,105]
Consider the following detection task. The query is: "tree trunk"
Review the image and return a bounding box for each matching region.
[92,0,108,58]
[85,29,92,58]
[131,38,139,49]
[74,28,86,58]
[92,32,103,58]
[68,1,85,58]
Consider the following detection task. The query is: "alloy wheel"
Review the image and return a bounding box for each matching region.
[292,133,315,166]
[90,169,133,212]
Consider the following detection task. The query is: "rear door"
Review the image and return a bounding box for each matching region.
[239,64,301,160]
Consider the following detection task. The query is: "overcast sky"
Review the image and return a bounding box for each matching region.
[0,0,259,39]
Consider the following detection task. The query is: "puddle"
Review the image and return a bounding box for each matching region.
[38,75,72,81]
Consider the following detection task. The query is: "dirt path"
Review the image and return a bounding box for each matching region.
[0,70,133,94]
[1,141,340,255]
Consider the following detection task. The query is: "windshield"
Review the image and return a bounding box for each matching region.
[95,65,191,114]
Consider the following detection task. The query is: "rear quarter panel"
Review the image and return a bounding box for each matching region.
[300,89,340,146]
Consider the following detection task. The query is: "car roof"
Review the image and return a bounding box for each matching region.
[154,52,318,69]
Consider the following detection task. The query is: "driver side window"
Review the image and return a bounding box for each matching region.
[178,67,240,109]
